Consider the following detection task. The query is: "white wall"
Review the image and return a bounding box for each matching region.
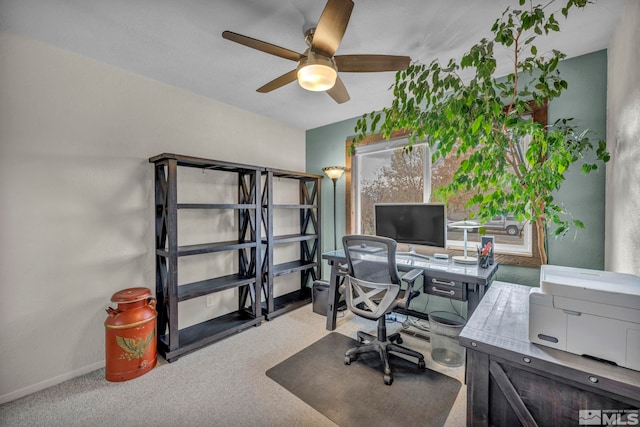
[0,31,305,403]
[606,0,640,276]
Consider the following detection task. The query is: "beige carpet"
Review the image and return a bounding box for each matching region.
[0,305,466,426]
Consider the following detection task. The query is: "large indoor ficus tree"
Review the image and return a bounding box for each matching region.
[353,0,609,264]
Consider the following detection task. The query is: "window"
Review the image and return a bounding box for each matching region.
[349,137,532,256]
[346,123,546,266]
[429,143,533,256]
[353,138,430,235]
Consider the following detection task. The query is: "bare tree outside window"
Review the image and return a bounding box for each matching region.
[357,144,426,235]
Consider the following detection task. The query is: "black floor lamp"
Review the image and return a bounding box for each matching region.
[322,166,346,250]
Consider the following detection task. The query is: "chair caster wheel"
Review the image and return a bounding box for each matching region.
[344,356,352,365]
[384,374,393,385]
[418,360,426,369]
[396,337,403,344]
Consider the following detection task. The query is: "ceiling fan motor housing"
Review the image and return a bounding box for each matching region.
[297,49,338,91]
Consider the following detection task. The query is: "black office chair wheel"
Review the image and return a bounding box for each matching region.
[384,374,393,385]
[396,337,403,344]
[418,360,426,369]
[344,356,352,365]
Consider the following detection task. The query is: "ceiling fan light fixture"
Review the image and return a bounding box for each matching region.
[297,51,337,91]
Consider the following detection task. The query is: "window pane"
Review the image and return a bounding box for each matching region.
[430,145,532,254]
[356,143,428,235]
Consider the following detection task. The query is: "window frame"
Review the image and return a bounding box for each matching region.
[352,137,431,235]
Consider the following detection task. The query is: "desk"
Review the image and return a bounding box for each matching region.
[460,281,640,426]
[322,250,498,331]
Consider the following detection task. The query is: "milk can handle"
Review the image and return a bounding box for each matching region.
[106,307,119,317]
[147,297,157,309]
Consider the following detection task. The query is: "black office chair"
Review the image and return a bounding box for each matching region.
[340,235,426,385]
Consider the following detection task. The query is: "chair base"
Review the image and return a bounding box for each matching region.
[344,330,426,385]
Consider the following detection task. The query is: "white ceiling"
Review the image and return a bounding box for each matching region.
[0,0,627,130]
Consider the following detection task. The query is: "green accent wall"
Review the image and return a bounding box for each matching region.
[306,50,608,287]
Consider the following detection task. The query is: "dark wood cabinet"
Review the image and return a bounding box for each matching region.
[261,168,322,319]
[149,154,322,361]
[460,281,640,426]
[150,153,264,362]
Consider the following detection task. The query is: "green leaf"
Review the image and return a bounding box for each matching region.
[471,115,483,134]
[554,226,567,236]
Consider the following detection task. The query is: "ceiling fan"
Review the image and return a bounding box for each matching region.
[222,0,410,104]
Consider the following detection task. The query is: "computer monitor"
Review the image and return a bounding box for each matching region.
[374,203,447,248]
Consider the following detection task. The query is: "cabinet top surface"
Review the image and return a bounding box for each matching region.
[266,168,324,179]
[148,153,322,179]
[148,153,264,171]
[460,281,640,385]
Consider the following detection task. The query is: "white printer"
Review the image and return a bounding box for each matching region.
[529,265,640,371]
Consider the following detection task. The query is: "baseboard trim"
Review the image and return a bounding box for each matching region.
[0,360,105,405]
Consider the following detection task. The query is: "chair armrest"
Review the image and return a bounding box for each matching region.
[398,268,423,308]
[401,268,423,286]
[336,262,349,275]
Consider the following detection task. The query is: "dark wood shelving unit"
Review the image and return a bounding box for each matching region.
[261,168,322,320]
[150,153,264,362]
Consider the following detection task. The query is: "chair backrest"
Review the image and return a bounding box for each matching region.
[344,276,400,320]
[342,235,403,320]
[342,235,401,285]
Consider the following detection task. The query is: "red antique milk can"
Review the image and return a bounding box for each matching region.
[104,287,157,382]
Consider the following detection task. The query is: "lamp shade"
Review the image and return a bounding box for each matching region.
[297,51,337,92]
[322,166,345,180]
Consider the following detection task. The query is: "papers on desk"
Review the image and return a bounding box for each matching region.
[348,245,384,254]
[395,255,430,267]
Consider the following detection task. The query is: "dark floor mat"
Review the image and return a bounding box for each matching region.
[266,332,462,427]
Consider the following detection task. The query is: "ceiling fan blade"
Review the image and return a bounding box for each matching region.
[326,76,350,104]
[257,69,298,93]
[222,31,303,62]
[312,0,354,57]
[335,54,411,72]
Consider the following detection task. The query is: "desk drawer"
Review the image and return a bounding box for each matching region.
[424,276,467,301]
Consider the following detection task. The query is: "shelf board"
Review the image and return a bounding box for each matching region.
[263,288,312,320]
[271,260,317,277]
[178,274,256,302]
[266,168,323,180]
[178,203,257,210]
[157,240,257,257]
[149,153,264,173]
[266,233,319,244]
[158,309,263,362]
[265,204,317,209]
